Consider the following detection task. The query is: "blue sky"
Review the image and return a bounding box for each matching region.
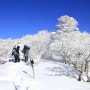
[0,0,90,39]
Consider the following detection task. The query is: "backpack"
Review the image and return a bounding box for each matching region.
[12,48,17,55]
[24,45,30,51]
[24,45,30,49]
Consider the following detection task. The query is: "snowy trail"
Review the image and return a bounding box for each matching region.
[0,61,43,90]
[0,59,90,90]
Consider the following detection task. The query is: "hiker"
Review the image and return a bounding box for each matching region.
[12,46,20,63]
[22,45,30,62]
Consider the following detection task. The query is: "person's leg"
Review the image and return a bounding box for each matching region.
[25,56,28,62]
[17,55,20,62]
[14,55,17,63]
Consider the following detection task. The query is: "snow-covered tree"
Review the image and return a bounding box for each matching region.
[0,38,14,62]
[56,15,79,33]
[50,30,90,81]
[41,31,57,60]
[28,30,51,61]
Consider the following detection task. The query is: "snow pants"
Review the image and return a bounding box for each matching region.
[14,54,20,62]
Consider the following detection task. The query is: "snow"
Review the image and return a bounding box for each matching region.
[0,59,90,90]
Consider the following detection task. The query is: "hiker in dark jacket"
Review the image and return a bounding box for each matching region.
[22,45,30,62]
[12,46,20,63]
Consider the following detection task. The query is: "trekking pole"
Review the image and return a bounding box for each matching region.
[30,60,35,78]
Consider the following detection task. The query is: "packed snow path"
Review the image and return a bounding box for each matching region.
[0,60,42,90]
[0,59,90,90]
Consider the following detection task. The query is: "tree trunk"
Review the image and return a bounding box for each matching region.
[74,64,78,70]
[87,62,90,82]
[78,71,82,81]
[78,65,83,81]
[87,77,90,82]
[84,61,88,72]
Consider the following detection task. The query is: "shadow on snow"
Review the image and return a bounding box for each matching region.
[45,63,79,80]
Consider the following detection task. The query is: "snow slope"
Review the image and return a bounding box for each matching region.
[0,59,90,90]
